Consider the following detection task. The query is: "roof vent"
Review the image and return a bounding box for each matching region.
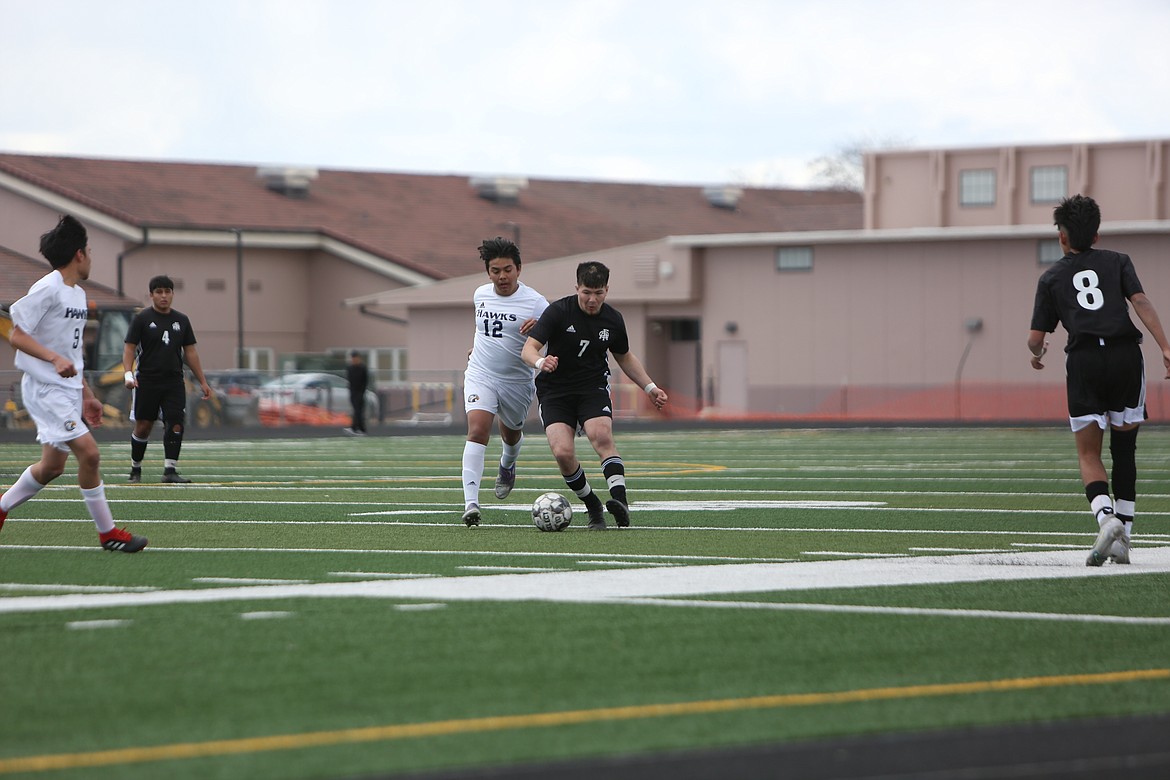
[257,166,319,198]
[703,185,743,210]
[470,176,528,204]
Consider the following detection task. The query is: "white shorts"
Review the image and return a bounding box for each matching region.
[463,376,536,431]
[21,375,90,451]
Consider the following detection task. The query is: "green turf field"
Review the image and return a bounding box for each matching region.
[1,427,1168,778]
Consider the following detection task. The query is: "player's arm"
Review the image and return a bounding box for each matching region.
[121,342,139,388]
[81,377,103,428]
[182,344,213,400]
[8,324,76,378]
[1129,292,1170,379]
[521,336,557,373]
[613,351,668,410]
[1026,329,1049,371]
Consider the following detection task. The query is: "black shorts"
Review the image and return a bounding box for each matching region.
[1065,341,1146,423]
[537,386,612,429]
[132,376,187,425]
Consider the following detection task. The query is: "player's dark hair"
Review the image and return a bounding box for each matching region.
[478,237,521,269]
[148,275,175,292]
[576,261,610,289]
[39,215,88,269]
[1053,194,1101,252]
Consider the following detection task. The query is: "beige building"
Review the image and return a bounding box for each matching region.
[3,139,1168,424]
[348,138,1170,423]
[0,154,858,394]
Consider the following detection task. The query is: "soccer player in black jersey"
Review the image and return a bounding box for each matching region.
[521,261,668,529]
[1029,195,1170,566]
[122,275,212,483]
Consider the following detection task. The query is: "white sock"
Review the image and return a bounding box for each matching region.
[165,459,178,470]
[461,441,487,509]
[500,436,523,469]
[1090,494,1114,525]
[80,483,116,534]
[1,466,47,513]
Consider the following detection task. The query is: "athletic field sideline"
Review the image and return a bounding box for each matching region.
[1,427,1168,779]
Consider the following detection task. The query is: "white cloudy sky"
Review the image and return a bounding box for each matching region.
[2,0,1167,187]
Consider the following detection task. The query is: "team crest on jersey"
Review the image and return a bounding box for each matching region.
[599,329,610,342]
[172,323,181,331]
[467,394,480,403]
[64,420,77,432]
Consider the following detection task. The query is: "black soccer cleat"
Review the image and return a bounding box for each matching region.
[128,467,142,484]
[585,501,606,530]
[606,499,630,528]
[162,469,192,484]
[100,527,148,553]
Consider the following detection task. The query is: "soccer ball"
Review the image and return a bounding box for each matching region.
[532,492,573,532]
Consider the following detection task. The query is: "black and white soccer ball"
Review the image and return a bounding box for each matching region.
[532,492,573,532]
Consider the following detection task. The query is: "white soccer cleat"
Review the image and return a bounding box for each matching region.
[1086,517,1123,567]
[1108,537,1131,565]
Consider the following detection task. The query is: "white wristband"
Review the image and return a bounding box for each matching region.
[644,382,658,395]
[535,357,546,371]
[124,371,135,384]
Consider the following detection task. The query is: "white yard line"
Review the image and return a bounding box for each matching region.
[1,547,1167,620]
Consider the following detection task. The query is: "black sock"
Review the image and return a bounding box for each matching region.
[565,467,600,509]
[130,435,148,465]
[602,456,628,505]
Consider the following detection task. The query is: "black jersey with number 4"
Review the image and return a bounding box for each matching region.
[125,308,197,379]
[1031,248,1144,352]
[529,295,629,396]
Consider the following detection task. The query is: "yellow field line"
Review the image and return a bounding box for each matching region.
[2,668,1166,774]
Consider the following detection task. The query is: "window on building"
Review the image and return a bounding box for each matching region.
[776,246,813,271]
[374,348,408,382]
[959,169,996,206]
[240,347,274,371]
[1037,238,1064,266]
[1030,166,1068,204]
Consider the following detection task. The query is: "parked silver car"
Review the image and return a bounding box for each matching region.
[258,372,378,420]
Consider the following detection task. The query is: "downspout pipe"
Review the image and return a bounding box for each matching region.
[116,227,150,296]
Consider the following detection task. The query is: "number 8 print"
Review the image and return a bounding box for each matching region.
[1073,270,1104,311]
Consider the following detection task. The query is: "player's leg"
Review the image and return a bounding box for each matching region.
[493,382,533,499]
[494,424,522,499]
[581,404,630,528]
[1076,422,1122,566]
[3,379,75,526]
[1109,425,1138,563]
[461,408,495,526]
[1067,350,1122,565]
[0,443,69,529]
[129,381,161,482]
[545,420,605,529]
[67,432,147,552]
[1099,344,1144,563]
[159,380,191,482]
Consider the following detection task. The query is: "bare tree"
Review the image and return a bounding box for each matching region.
[809,135,912,192]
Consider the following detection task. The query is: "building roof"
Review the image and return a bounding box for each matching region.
[0,153,862,281]
[0,246,139,308]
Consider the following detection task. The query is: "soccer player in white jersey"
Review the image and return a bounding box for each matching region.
[0,215,147,551]
[459,237,549,526]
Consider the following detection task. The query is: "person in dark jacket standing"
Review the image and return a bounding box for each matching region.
[344,350,370,435]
